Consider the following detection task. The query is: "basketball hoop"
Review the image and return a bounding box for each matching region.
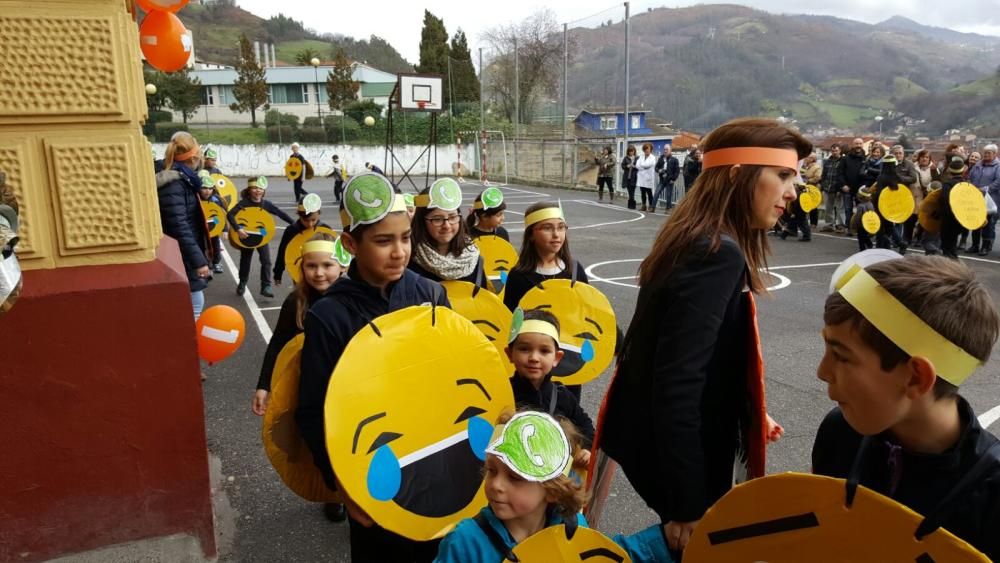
[417,101,427,111]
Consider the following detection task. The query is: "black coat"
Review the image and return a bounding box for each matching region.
[600,236,750,523]
[502,261,589,312]
[682,158,702,189]
[510,373,595,447]
[836,151,868,193]
[156,166,210,292]
[257,289,321,391]
[296,263,450,490]
[655,155,680,186]
[621,156,638,188]
[812,399,1000,561]
[469,225,510,242]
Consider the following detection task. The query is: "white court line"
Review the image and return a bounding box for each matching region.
[810,232,1000,266]
[259,306,282,311]
[585,259,839,291]
[219,250,273,342]
[980,405,1000,430]
[507,199,646,234]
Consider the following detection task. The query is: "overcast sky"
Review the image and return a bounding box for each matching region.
[235,0,1000,64]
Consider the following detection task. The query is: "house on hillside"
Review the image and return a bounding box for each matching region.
[573,107,677,155]
[173,63,398,125]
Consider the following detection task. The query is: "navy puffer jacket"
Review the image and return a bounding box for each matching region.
[156,164,210,292]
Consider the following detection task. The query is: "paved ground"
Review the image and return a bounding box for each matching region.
[202,176,1000,562]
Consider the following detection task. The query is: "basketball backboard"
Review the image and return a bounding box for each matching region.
[397,74,443,112]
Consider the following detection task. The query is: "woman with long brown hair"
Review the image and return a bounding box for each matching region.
[594,118,809,555]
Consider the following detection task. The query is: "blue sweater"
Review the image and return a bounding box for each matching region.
[434,507,671,563]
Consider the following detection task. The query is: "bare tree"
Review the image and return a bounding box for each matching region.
[481,9,569,123]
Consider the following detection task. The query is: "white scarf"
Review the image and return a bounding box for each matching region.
[412,241,480,280]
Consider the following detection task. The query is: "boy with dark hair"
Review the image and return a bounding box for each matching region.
[813,255,1000,560]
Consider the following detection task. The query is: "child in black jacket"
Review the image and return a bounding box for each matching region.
[506,308,595,462]
[813,255,1000,561]
[227,176,294,298]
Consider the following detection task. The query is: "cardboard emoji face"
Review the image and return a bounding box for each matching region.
[918,189,942,234]
[686,473,989,562]
[263,334,342,503]
[211,173,238,210]
[228,206,276,249]
[283,226,339,284]
[877,184,915,224]
[440,280,515,377]
[325,306,514,540]
[474,235,519,296]
[285,157,303,181]
[201,200,227,238]
[506,525,632,563]
[518,279,617,387]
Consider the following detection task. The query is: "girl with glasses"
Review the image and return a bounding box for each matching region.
[408,181,488,287]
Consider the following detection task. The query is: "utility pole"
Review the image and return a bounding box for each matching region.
[479,48,485,134]
[623,2,631,159]
[514,35,519,175]
[562,23,569,182]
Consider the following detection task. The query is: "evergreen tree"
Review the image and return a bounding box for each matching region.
[326,48,360,143]
[230,34,269,127]
[295,48,322,66]
[165,68,203,124]
[416,10,449,105]
[448,29,480,105]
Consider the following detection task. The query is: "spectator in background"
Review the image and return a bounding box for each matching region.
[836,138,868,236]
[621,145,639,210]
[860,143,884,187]
[967,144,1000,257]
[652,144,681,213]
[820,144,844,233]
[682,148,703,194]
[636,143,658,212]
[800,153,822,227]
[595,145,617,203]
[968,151,981,169]
[908,149,940,246]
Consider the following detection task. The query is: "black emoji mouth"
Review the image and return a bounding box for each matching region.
[392,434,483,517]
[552,345,584,377]
[243,232,264,246]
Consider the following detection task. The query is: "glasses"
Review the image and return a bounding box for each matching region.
[536,223,567,234]
[425,214,461,226]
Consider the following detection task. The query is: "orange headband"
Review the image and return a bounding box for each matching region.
[175,147,199,162]
[702,147,799,170]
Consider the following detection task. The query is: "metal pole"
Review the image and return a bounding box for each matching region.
[623,2,630,160]
[513,35,519,175]
[314,66,321,121]
[562,23,569,183]
[479,48,485,134]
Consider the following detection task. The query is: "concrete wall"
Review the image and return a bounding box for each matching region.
[154,143,477,178]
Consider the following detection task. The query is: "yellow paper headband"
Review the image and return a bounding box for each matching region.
[702,147,800,170]
[836,265,981,386]
[513,319,561,343]
[524,207,565,228]
[302,240,336,256]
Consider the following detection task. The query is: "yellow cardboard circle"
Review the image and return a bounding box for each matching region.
[285,157,303,181]
[949,182,988,230]
[877,185,915,223]
[211,173,239,210]
[473,235,519,298]
[440,281,515,378]
[685,472,989,562]
[799,185,822,213]
[284,226,339,284]
[201,200,227,238]
[918,189,943,234]
[262,334,342,503]
[505,524,632,563]
[861,210,881,234]
[518,279,617,387]
[228,207,277,249]
[325,306,514,541]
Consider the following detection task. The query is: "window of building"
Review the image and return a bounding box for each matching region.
[630,115,641,130]
[219,86,234,106]
[600,115,617,130]
[201,86,214,106]
[302,84,311,104]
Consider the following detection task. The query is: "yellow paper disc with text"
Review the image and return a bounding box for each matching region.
[201,200,227,238]
[861,210,881,234]
[440,280,514,377]
[918,189,943,234]
[325,306,514,541]
[518,279,617,387]
[505,524,632,563]
[877,185,914,223]
[284,226,339,284]
[685,472,989,562]
[949,182,988,230]
[799,185,822,213]
[228,207,277,249]
[262,334,342,503]
[474,235,519,297]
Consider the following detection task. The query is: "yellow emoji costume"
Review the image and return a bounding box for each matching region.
[440,280,515,376]
[474,235,519,297]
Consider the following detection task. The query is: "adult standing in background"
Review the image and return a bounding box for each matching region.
[967,144,1000,256]
[800,153,822,228]
[595,145,617,203]
[836,138,867,236]
[682,148,702,195]
[652,144,681,213]
[621,145,639,210]
[820,144,844,233]
[636,143,658,212]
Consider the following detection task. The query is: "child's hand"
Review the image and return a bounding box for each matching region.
[251,390,269,416]
[237,229,249,240]
[663,519,700,552]
[765,413,784,443]
[342,491,374,527]
[574,448,591,467]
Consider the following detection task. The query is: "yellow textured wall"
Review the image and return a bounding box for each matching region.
[0,0,161,270]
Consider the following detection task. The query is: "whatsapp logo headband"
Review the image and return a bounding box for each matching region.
[204,148,218,159]
[340,173,405,230]
[298,193,322,214]
[302,237,353,267]
[474,187,504,211]
[200,174,215,189]
[486,411,572,482]
[248,175,268,190]
[508,307,560,344]
[414,178,463,211]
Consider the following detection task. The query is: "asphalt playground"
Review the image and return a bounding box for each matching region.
[201,176,1000,562]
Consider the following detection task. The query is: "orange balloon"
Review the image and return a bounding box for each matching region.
[136,0,190,13]
[139,10,191,72]
[195,305,246,363]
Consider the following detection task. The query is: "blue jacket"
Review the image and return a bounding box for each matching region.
[434,507,671,563]
[969,158,1000,207]
[156,165,210,291]
[296,263,450,490]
